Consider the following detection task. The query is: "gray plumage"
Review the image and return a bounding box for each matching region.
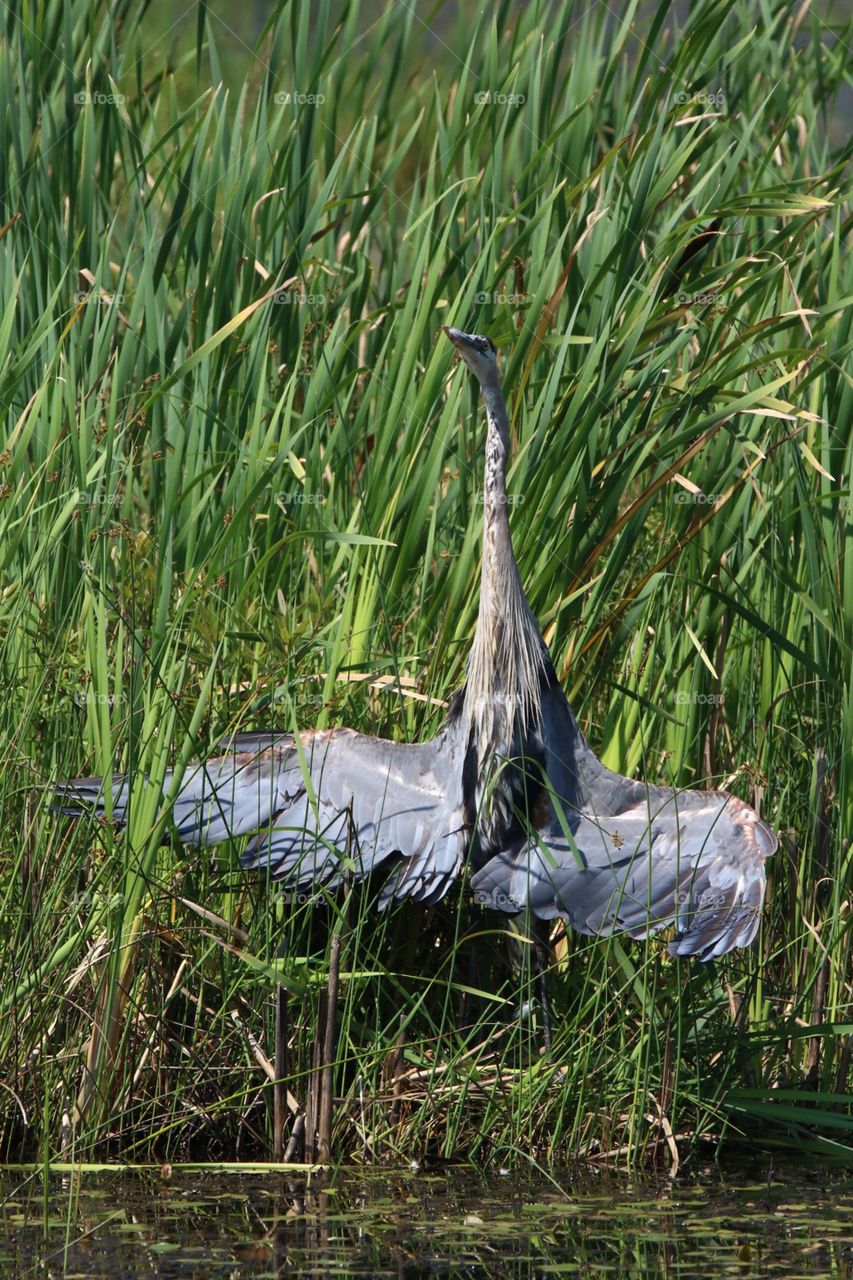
[54,325,776,959]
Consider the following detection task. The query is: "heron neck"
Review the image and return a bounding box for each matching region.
[479,384,518,600]
[466,376,547,745]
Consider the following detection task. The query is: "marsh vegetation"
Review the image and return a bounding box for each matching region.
[0,0,850,1168]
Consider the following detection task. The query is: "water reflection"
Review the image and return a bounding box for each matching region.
[1,1164,851,1277]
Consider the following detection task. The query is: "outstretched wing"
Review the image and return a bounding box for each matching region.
[470,790,776,960]
[54,720,470,908]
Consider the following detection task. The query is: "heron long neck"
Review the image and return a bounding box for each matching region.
[465,375,547,755]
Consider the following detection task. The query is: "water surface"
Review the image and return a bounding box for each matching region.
[1,1163,851,1277]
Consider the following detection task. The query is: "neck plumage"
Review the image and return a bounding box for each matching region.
[464,373,548,760]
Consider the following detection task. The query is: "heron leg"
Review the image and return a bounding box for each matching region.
[531,917,553,1056]
[507,913,554,1055]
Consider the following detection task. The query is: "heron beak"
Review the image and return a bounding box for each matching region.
[442,326,470,349]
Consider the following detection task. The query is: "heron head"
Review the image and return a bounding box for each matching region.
[443,326,498,385]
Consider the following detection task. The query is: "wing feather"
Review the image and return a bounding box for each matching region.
[53,721,470,909]
[471,792,776,960]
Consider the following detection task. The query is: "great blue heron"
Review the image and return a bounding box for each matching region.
[55,326,775,964]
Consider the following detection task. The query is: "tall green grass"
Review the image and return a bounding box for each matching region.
[0,0,850,1168]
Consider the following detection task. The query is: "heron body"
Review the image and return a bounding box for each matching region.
[55,326,776,960]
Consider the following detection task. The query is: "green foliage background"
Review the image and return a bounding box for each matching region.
[0,0,850,1166]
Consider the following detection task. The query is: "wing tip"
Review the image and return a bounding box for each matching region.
[667,905,762,961]
[51,778,109,818]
